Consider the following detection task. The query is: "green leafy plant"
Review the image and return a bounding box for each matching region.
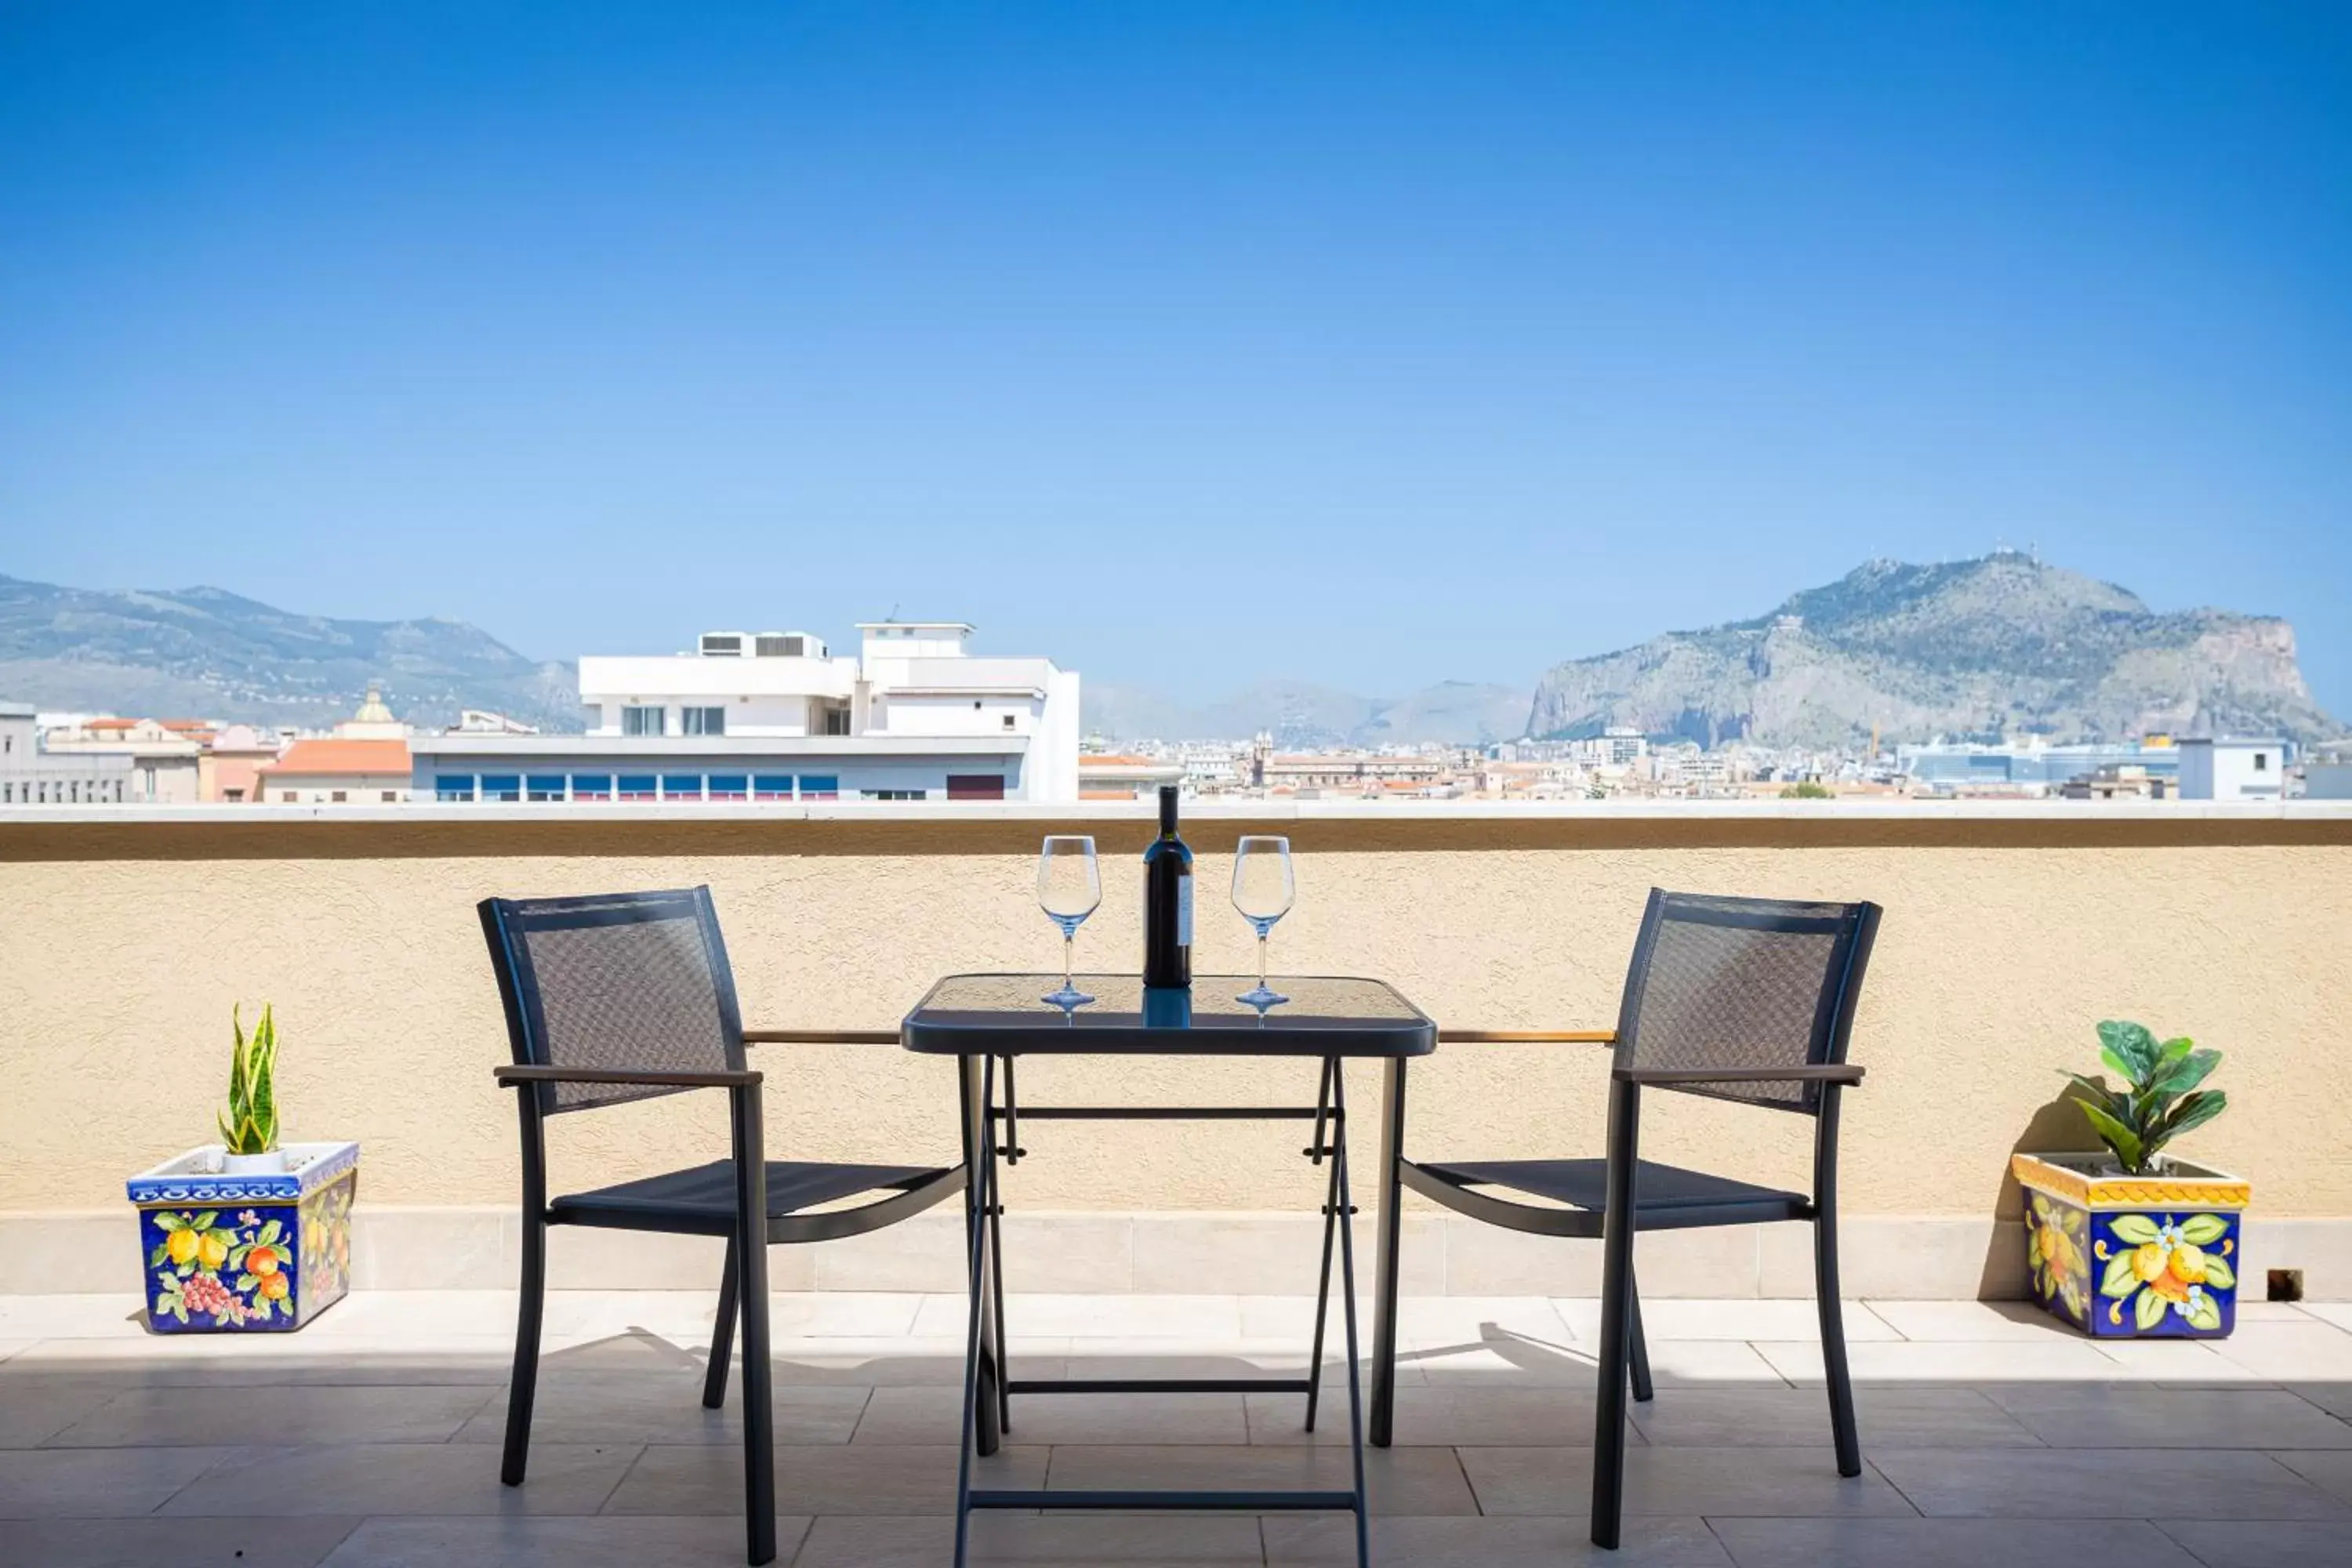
[218,1003,281,1156]
[1778,781,1834,800]
[2061,1019,2225,1175]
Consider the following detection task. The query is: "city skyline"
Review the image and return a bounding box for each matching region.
[5,4,2349,707]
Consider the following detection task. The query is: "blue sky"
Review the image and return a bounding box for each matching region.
[3,3,2347,710]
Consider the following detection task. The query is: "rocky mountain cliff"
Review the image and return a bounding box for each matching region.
[0,575,581,731]
[1527,554,2337,748]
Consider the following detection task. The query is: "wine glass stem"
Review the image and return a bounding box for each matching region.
[1064,931,1076,992]
[1257,930,1269,988]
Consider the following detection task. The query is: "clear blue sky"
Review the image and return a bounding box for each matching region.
[3,2,2347,711]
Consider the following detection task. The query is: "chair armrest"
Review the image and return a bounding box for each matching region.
[1439,1029,1616,1044]
[1611,1063,1864,1087]
[739,1029,900,1046]
[494,1064,764,1090]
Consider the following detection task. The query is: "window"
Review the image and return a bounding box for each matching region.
[660,773,705,801]
[330,790,347,803]
[527,775,566,802]
[381,791,397,803]
[622,705,665,736]
[436,775,477,802]
[798,774,839,800]
[1003,713,1017,729]
[224,788,244,803]
[580,702,603,730]
[753,774,794,801]
[572,774,614,801]
[2254,753,2270,771]
[681,706,726,736]
[947,774,1006,801]
[281,790,297,803]
[707,773,748,801]
[862,788,927,800]
[616,774,658,802]
[822,705,851,735]
[480,775,522,803]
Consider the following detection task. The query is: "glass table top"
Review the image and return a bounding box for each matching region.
[902,974,1437,1056]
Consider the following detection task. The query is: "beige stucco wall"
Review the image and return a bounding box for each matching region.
[3,807,2347,1229]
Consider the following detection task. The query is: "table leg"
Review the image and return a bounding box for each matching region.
[954,1052,999,1568]
[1330,1060,1371,1568]
[1368,1056,1408,1447]
[956,1054,1000,1457]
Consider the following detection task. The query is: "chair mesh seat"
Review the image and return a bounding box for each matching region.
[1419,1158,1809,1223]
[550,1160,947,1232]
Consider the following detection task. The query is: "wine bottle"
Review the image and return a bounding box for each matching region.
[1142,783,1192,989]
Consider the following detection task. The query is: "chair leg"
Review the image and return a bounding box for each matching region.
[989,1157,1011,1436]
[730,1092,776,1566]
[499,1214,546,1486]
[1368,1056,1409,1448]
[1628,1265,1654,1404]
[1815,1213,1862,1476]
[704,1231,739,1410]
[1590,1078,1641,1551]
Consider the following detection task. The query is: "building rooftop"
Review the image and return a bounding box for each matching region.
[260,739,412,776]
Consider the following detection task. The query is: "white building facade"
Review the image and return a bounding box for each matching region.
[413,622,1081,804]
[2176,738,2289,801]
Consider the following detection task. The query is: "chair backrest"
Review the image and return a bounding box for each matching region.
[1612,889,1881,1115]
[478,886,746,1116]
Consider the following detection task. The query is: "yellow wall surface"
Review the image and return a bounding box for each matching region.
[3,809,2347,1221]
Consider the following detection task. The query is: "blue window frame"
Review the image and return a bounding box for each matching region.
[706,773,748,801]
[571,773,613,801]
[480,774,521,803]
[753,774,794,801]
[799,774,840,800]
[616,775,658,802]
[526,775,565,802]
[434,774,477,802]
[660,773,704,801]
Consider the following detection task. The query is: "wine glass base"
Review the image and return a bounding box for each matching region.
[1235,984,1290,1008]
[1042,985,1095,1009]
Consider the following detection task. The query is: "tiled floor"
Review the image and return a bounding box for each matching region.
[3,1291,2350,1565]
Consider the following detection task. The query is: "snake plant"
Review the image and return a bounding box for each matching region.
[218,1003,281,1156]
[2061,1019,2226,1176]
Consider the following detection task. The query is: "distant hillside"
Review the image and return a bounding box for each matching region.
[1084,677,1528,749]
[0,575,580,731]
[1527,554,2339,749]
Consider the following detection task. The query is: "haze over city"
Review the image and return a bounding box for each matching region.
[5,3,2349,710]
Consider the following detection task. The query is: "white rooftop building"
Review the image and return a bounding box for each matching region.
[414,621,1080,804]
[2176,737,2289,802]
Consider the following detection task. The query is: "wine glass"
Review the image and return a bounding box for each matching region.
[1231,834,1294,1007]
[1036,835,1102,1007]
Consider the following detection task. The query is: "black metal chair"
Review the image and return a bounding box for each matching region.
[479,887,966,1566]
[1377,889,1881,1549]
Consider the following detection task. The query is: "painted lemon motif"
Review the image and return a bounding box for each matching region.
[2168,1243,2209,1285]
[2132,1243,2170,1283]
[165,1228,200,1266]
[197,1231,230,1271]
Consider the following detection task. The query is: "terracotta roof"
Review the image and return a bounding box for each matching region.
[260,739,412,776]
[1080,755,1153,768]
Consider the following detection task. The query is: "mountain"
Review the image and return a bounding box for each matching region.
[0,575,581,731]
[1083,678,1529,749]
[1527,554,2339,749]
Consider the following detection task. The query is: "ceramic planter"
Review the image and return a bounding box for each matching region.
[125,1142,358,1332]
[2013,1152,2249,1338]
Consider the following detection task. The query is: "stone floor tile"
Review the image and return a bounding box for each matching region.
[2209,1323,2352,1381]
[1869,1446,2350,1519]
[0,1378,122,1447]
[1238,1294,1566,1344]
[1863,1300,2097,1342]
[1709,1516,2205,1568]
[299,1290,523,1341]
[458,1376,870,1446]
[1984,1387,2352,1449]
[536,1290,726,1340]
[1406,1334,1786,1388]
[2153,1517,2352,1567]
[1755,1336,2125,1385]
[1552,1298,1899,1342]
[2294,1304,2352,1333]
[771,1294,927,1338]
[159,1442,641,1516]
[0,1515,363,1567]
[49,1383,498,1447]
[0,1335,528,1385]
[0,1446,235,1517]
[1457,1445,1914,1519]
[601,1441,1046,1515]
[767,1337,1072,1386]
[2286,1383,2352,1420]
[0,1341,31,1363]
[1043,1443,1479,1515]
[1249,1385,1608,1447]
[1263,1512,1736,1566]
[857,1385,1247,1445]
[1628,1385,2039,1449]
[314,1514,809,1567]
[792,1513,1266,1566]
[2092,1338,2280,1383]
[916,1294,1243,1340]
[1056,1345,1366,1388]
[0,1298,151,1341]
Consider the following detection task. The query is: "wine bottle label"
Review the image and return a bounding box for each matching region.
[1176,875,1193,946]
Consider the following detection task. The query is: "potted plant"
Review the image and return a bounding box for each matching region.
[2013,1020,2247,1338]
[125,1004,359,1333]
